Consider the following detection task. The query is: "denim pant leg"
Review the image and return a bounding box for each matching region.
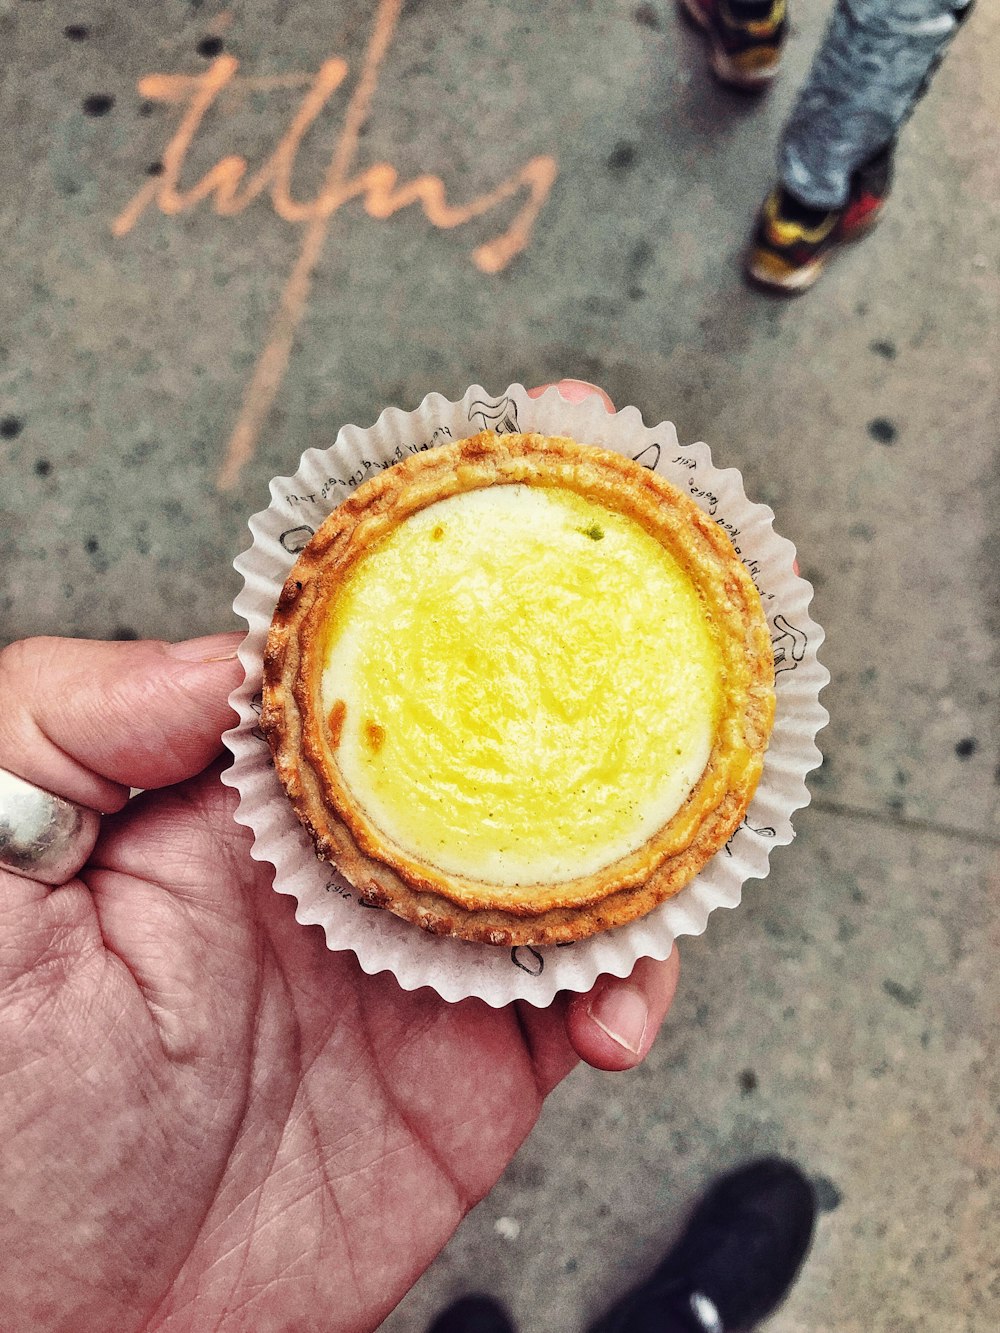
[778,0,972,209]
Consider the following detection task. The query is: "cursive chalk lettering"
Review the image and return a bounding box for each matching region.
[112,0,558,488]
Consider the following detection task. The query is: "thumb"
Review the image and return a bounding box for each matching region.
[0,634,244,813]
[566,952,681,1072]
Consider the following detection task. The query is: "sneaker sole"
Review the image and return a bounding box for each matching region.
[677,0,781,92]
[745,256,824,293]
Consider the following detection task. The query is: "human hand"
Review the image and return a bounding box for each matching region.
[0,383,678,1333]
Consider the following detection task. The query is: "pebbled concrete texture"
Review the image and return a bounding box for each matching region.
[0,1,997,1330]
[387,815,998,1333]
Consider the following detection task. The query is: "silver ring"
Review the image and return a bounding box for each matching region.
[0,766,102,886]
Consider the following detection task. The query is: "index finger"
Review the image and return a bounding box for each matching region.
[526,379,616,411]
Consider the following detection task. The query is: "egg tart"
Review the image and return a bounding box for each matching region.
[261,431,775,945]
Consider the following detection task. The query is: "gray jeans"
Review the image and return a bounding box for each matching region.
[779,0,972,208]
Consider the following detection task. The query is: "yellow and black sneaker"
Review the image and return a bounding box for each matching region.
[679,0,787,91]
[745,145,894,293]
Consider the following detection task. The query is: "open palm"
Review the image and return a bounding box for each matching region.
[0,635,678,1333]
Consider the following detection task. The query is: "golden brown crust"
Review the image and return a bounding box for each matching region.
[262,431,775,945]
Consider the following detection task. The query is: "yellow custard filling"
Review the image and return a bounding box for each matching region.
[319,483,723,886]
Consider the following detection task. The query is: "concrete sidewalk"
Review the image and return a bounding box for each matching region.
[1,2,997,1329]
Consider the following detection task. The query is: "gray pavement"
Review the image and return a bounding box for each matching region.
[1,1,997,1330]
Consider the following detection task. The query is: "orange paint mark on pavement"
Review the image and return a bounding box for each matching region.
[112,0,558,488]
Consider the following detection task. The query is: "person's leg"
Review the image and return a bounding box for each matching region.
[747,0,974,289]
[780,0,974,210]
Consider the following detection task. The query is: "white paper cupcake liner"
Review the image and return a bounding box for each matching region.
[221,383,828,1007]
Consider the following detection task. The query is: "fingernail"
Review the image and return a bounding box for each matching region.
[587,982,648,1056]
[164,632,243,663]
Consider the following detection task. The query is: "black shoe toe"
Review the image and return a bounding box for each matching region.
[669,1157,816,1328]
[426,1294,517,1333]
[588,1157,817,1333]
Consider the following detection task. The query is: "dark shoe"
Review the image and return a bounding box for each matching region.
[678,0,788,91]
[746,143,895,292]
[426,1294,516,1333]
[588,1158,817,1333]
[838,142,895,240]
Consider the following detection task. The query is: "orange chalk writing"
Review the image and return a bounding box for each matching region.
[112,0,558,487]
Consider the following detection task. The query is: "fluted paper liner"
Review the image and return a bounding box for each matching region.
[222,384,828,1007]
